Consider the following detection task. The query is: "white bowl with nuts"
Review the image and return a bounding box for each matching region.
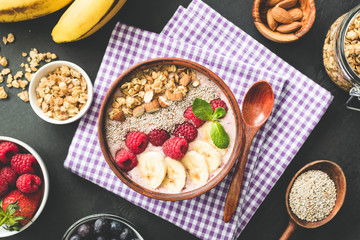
[28,61,93,124]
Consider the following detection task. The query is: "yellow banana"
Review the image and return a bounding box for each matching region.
[52,0,127,43]
[0,0,73,22]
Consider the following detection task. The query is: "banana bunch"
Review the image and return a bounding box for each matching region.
[137,124,226,192]
[0,0,127,43]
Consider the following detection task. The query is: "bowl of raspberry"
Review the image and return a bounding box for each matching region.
[0,136,49,237]
[98,58,243,201]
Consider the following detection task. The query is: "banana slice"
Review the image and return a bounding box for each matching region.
[181,151,209,186]
[138,151,166,189]
[199,122,228,156]
[190,140,223,173]
[161,157,186,193]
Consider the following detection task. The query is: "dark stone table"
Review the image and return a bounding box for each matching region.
[1,0,359,239]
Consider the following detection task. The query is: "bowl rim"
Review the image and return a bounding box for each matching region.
[0,136,49,237]
[28,60,94,125]
[97,57,243,201]
[252,0,316,43]
[62,213,144,240]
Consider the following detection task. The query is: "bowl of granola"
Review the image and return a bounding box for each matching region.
[98,58,243,201]
[28,60,93,124]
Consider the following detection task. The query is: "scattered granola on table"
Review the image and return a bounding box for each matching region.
[0,87,7,99]
[2,33,14,45]
[17,90,29,102]
[35,66,88,121]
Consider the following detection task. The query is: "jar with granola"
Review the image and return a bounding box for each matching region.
[323,5,360,109]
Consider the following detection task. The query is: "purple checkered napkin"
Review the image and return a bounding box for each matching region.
[162,0,333,237]
[64,21,287,240]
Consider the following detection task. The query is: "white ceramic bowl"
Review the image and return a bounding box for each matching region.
[29,60,93,125]
[0,136,49,238]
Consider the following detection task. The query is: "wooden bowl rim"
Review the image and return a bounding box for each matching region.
[252,0,316,43]
[285,160,346,228]
[97,57,243,201]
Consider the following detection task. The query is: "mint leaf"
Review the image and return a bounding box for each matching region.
[192,98,214,121]
[213,107,226,119]
[210,121,230,149]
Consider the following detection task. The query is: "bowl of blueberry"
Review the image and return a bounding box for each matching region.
[62,213,144,240]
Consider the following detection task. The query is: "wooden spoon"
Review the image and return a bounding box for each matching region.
[223,80,274,223]
[280,160,346,240]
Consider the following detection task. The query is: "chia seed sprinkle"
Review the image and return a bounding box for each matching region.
[289,170,336,222]
[105,79,219,149]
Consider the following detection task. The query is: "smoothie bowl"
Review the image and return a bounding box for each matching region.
[98,58,242,201]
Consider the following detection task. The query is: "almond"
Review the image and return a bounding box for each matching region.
[167,91,183,101]
[158,96,169,108]
[144,100,160,113]
[276,21,302,33]
[144,90,154,103]
[288,8,303,21]
[267,9,278,31]
[133,105,145,117]
[271,7,293,24]
[192,80,200,87]
[179,74,191,86]
[266,0,282,7]
[112,109,125,122]
[276,0,298,9]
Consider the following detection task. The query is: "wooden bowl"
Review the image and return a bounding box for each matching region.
[253,0,316,43]
[98,58,243,201]
[280,160,346,239]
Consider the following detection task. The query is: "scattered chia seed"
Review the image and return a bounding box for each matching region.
[289,170,337,222]
[105,80,219,149]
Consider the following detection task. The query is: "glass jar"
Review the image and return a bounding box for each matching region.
[323,4,360,110]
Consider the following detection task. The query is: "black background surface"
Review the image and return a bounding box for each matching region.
[0,0,359,239]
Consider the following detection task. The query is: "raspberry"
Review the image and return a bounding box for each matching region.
[125,131,149,154]
[0,141,19,164]
[210,98,228,114]
[173,122,198,142]
[148,129,170,146]
[11,154,39,175]
[0,166,17,186]
[0,178,8,196]
[183,106,205,128]
[115,149,138,171]
[162,137,189,160]
[16,174,41,193]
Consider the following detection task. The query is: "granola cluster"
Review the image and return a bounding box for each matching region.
[108,65,200,121]
[35,66,88,121]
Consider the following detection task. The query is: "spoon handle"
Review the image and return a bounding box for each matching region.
[223,131,253,223]
[279,220,297,240]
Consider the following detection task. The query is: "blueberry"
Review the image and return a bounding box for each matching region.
[110,221,125,236]
[69,234,81,240]
[94,218,110,235]
[119,228,133,240]
[77,223,93,238]
[96,236,107,240]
